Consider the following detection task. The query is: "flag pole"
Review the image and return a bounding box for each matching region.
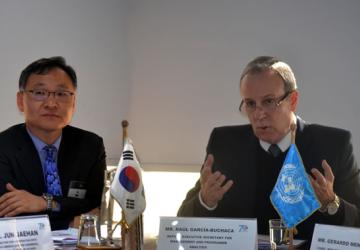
[288,123,297,250]
[122,120,129,140]
[271,120,318,249]
[290,123,296,145]
[120,120,129,249]
[119,120,144,250]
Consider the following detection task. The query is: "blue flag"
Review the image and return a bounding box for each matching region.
[270,144,321,228]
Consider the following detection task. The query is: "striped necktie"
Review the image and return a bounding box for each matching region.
[43,145,62,196]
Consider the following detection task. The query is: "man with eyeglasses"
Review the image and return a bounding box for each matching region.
[178,56,360,242]
[0,57,106,230]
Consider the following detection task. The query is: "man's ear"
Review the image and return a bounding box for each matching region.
[17,92,24,112]
[72,94,76,113]
[290,90,299,112]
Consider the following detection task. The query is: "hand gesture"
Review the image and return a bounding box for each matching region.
[0,183,46,217]
[309,160,336,207]
[200,154,234,208]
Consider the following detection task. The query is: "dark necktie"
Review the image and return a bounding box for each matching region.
[43,145,62,196]
[268,144,281,157]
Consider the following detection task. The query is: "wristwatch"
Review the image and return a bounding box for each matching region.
[327,194,340,215]
[42,193,54,212]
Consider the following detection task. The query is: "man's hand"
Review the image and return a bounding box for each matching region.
[200,154,234,208]
[309,160,336,208]
[0,183,46,217]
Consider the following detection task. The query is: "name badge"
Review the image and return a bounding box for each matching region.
[67,181,86,199]
[310,223,360,250]
[0,215,54,250]
[157,216,257,250]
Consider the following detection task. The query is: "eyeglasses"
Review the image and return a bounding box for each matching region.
[239,91,292,115]
[22,89,75,103]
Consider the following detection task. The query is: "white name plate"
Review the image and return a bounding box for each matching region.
[0,215,54,250]
[157,216,257,250]
[311,223,360,250]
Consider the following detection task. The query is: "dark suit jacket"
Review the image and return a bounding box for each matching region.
[0,124,106,230]
[178,118,360,241]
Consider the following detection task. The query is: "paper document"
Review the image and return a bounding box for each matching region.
[52,228,78,246]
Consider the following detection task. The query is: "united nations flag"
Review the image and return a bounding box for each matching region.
[270,144,321,228]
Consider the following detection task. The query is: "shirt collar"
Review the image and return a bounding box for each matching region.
[259,114,297,153]
[26,127,62,152]
[259,132,292,153]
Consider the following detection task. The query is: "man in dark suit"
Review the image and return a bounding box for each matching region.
[0,57,106,230]
[178,56,360,241]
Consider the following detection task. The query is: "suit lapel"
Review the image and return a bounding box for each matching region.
[246,133,260,211]
[57,127,76,195]
[14,126,45,194]
[295,117,315,171]
[234,127,259,214]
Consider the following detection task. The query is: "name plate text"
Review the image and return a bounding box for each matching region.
[0,215,54,250]
[157,216,257,250]
[311,223,360,250]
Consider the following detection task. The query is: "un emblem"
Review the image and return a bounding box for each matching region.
[38,222,45,230]
[277,164,304,204]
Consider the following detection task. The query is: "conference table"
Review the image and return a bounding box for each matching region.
[56,238,157,250]
[58,237,311,250]
[141,238,310,250]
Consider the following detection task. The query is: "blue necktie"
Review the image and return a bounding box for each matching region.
[43,145,62,196]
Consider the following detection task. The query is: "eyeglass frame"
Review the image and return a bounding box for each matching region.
[239,91,293,115]
[21,89,75,103]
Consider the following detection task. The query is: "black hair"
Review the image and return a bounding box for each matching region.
[19,56,77,90]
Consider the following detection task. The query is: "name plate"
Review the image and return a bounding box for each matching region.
[311,223,360,250]
[157,216,257,250]
[0,215,54,250]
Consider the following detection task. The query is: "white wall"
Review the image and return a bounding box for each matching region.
[0,0,130,164]
[127,0,360,167]
[1,0,360,169]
